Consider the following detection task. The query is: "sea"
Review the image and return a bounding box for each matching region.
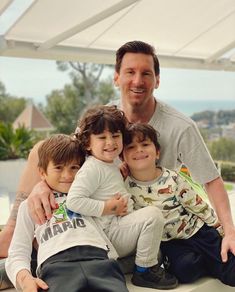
[164,99,235,117]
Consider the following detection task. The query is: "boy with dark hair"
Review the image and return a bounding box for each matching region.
[123,123,235,286]
[6,134,128,292]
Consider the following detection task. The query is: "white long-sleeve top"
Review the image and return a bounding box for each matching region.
[5,192,114,289]
[67,156,133,230]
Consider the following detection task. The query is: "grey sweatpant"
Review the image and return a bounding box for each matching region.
[106,206,164,268]
[38,246,128,292]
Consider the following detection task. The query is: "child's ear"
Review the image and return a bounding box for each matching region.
[156,150,160,160]
[38,167,46,180]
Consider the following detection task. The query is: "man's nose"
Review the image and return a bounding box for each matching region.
[133,73,144,85]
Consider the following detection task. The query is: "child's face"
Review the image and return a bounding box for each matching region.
[87,129,123,163]
[123,135,159,172]
[39,160,80,193]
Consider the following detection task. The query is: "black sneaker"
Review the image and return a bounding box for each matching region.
[131,264,178,290]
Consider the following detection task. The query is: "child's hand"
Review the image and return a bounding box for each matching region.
[213,221,225,237]
[213,221,221,229]
[17,270,49,292]
[103,193,128,216]
[22,276,48,292]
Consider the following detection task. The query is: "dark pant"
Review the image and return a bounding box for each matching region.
[161,224,235,286]
[38,246,128,292]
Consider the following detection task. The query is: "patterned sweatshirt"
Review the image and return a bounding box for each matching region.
[125,167,218,241]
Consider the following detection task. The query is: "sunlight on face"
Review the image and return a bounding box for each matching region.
[114,53,159,108]
[123,136,159,172]
[87,129,123,163]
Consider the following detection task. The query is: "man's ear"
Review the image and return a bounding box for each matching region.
[155,75,160,89]
[114,72,119,87]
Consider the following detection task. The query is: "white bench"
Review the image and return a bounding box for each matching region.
[4,277,235,292]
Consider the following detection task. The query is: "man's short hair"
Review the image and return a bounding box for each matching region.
[115,40,160,76]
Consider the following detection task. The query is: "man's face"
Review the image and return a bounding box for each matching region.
[114,53,159,108]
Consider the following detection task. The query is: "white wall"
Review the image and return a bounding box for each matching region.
[0,159,26,225]
[0,159,26,193]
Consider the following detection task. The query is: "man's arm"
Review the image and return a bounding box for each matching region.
[0,142,43,258]
[205,176,235,262]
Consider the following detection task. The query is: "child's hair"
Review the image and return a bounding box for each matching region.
[124,123,161,151]
[77,105,128,153]
[38,134,85,172]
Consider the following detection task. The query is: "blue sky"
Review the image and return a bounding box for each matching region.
[0,56,235,105]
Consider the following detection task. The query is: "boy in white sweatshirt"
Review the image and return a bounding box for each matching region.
[67,105,178,289]
[6,134,128,292]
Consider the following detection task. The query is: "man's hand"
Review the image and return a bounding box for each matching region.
[103,194,128,216]
[220,228,235,262]
[27,181,56,225]
[17,270,48,292]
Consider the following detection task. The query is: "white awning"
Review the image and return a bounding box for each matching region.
[0,0,235,71]
[0,0,12,15]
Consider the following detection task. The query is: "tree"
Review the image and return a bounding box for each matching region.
[208,137,235,162]
[0,122,36,160]
[44,85,85,134]
[191,109,235,127]
[0,81,27,123]
[43,62,117,134]
[57,62,101,104]
[56,61,115,106]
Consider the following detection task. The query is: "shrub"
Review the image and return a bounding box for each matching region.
[0,122,37,160]
[220,162,235,182]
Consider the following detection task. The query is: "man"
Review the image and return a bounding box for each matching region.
[0,40,235,265]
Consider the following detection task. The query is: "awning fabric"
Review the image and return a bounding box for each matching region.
[1,0,235,71]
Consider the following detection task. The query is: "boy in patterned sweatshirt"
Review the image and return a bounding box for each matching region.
[5,134,128,292]
[123,123,235,287]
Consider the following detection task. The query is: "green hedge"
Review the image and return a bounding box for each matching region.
[220,162,235,182]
